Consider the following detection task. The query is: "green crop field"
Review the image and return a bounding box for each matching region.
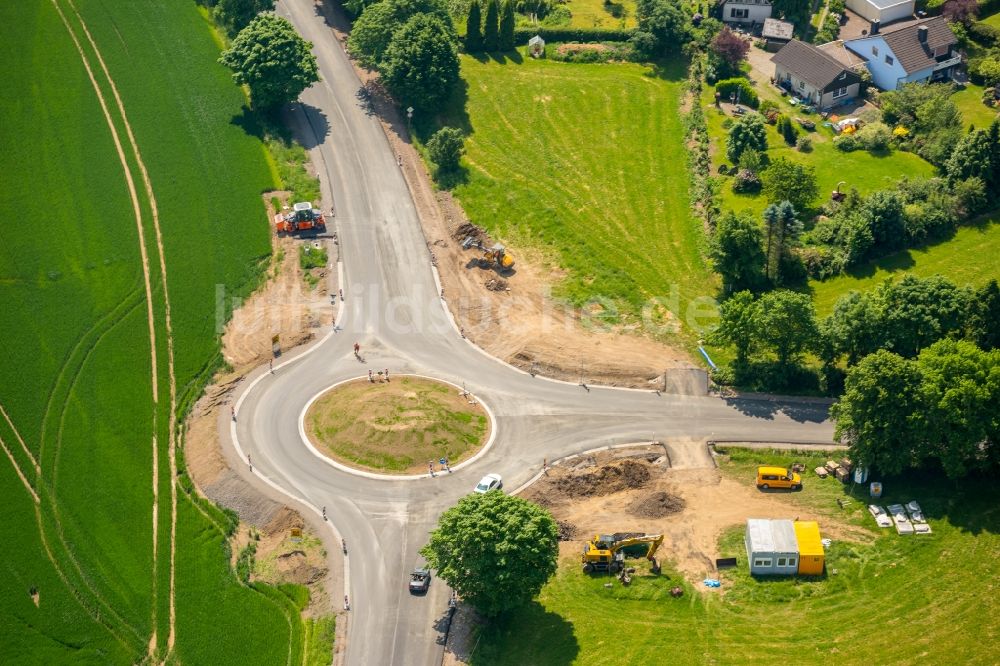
[440,56,717,341]
[809,211,1000,316]
[470,448,1000,665]
[0,0,324,663]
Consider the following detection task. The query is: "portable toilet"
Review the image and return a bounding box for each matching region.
[745,519,799,575]
[794,521,824,575]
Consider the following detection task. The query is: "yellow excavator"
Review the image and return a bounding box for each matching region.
[582,533,664,574]
[461,237,515,272]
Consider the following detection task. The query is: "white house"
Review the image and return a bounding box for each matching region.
[844,17,960,90]
[718,0,772,30]
[771,39,864,110]
[745,519,799,576]
[845,0,914,25]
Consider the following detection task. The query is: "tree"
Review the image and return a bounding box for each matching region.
[917,339,1000,477]
[737,148,764,175]
[420,492,559,617]
[711,290,759,366]
[219,14,320,109]
[465,0,484,53]
[831,350,927,475]
[725,113,767,165]
[427,126,465,172]
[382,14,460,112]
[876,274,968,358]
[214,0,275,35]
[771,0,810,20]
[860,190,905,250]
[967,280,1000,351]
[635,0,689,54]
[762,201,800,283]
[761,158,818,211]
[978,57,1000,87]
[499,0,516,51]
[347,0,452,68]
[709,27,749,75]
[755,290,818,367]
[942,0,979,25]
[823,290,876,365]
[710,212,766,294]
[629,31,658,60]
[483,0,500,51]
[946,125,996,193]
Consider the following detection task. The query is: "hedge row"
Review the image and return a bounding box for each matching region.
[511,27,637,44]
[715,77,760,108]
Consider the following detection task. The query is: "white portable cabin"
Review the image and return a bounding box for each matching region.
[745,519,799,575]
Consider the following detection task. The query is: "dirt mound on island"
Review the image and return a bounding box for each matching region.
[552,460,650,498]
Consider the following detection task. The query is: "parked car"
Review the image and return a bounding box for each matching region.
[756,466,802,490]
[473,473,502,494]
[409,569,431,594]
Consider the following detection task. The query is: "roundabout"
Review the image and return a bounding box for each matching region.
[302,375,492,476]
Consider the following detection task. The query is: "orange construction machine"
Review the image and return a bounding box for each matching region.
[275,202,325,235]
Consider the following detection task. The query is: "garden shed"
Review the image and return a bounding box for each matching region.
[745,519,799,575]
[794,521,825,575]
[528,35,545,58]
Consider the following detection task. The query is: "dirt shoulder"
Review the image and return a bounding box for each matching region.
[316,0,695,390]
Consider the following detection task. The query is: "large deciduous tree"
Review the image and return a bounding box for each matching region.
[382,14,460,112]
[347,0,452,68]
[755,290,818,367]
[942,0,979,25]
[219,14,319,109]
[215,0,275,35]
[421,492,559,617]
[710,27,749,76]
[635,0,689,54]
[710,211,766,294]
[761,158,818,212]
[726,113,768,165]
[832,350,927,475]
[968,280,1000,351]
[711,290,760,367]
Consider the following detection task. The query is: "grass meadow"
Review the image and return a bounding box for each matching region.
[439,56,717,341]
[0,0,316,662]
[470,448,1000,665]
[809,211,1000,316]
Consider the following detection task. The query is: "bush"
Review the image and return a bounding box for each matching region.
[759,99,778,115]
[834,134,860,151]
[715,77,759,108]
[796,135,813,152]
[857,121,892,151]
[732,168,762,192]
[427,126,465,173]
[969,21,1000,47]
[776,114,798,145]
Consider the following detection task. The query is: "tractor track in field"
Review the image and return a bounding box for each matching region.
[51,0,180,659]
[0,403,40,476]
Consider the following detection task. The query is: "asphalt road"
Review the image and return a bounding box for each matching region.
[234,3,836,664]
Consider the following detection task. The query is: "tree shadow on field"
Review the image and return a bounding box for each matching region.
[468,50,524,65]
[470,602,578,666]
[645,58,687,83]
[230,105,265,139]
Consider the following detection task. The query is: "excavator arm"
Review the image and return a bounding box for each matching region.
[610,534,664,560]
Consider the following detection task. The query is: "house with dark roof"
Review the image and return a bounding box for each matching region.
[771,39,863,110]
[718,0,773,31]
[843,16,959,90]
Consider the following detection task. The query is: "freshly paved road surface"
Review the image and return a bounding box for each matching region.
[233,3,836,664]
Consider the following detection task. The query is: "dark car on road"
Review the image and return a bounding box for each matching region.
[409,569,431,594]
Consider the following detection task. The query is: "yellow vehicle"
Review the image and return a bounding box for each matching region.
[581,533,663,574]
[756,466,802,491]
[461,237,515,272]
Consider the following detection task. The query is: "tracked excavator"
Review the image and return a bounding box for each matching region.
[582,533,664,574]
[461,236,515,271]
[275,201,325,235]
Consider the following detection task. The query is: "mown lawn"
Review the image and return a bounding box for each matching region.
[700,86,937,219]
[0,0,310,662]
[442,56,716,340]
[809,211,1000,316]
[472,448,1000,665]
[951,83,999,129]
[564,0,637,28]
